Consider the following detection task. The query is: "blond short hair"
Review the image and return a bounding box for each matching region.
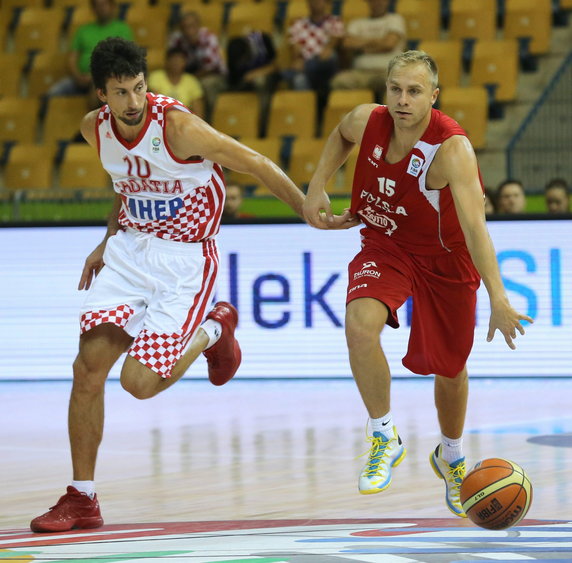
[388,50,439,89]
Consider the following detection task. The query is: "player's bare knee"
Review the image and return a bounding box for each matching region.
[120,362,160,400]
[345,317,378,353]
[72,355,106,394]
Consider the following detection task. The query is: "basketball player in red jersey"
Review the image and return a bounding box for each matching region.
[303,51,533,517]
[29,38,353,533]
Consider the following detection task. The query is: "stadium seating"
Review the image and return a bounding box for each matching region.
[212,92,261,138]
[4,143,54,191]
[267,90,317,138]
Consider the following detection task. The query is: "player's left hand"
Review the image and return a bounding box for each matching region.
[487,300,533,349]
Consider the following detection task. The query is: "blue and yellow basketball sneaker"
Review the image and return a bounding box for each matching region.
[429,444,467,517]
[358,428,406,494]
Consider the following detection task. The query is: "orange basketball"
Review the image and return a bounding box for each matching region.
[460,458,533,530]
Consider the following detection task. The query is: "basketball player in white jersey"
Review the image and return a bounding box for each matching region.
[303,51,532,517]
[30,37,354,533]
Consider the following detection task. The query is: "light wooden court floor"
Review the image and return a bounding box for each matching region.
[1,377,571,531]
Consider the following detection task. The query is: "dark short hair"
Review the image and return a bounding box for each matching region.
[90,37,147,91]
[496,178,524,196]
[544,177,569,194]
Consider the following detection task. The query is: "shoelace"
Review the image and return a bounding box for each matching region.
[359,434,390,476]
[447,460,466,495]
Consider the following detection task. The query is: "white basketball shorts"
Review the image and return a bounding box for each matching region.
[80,228,219,378]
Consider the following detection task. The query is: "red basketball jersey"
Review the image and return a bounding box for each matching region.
[350,106,482,255]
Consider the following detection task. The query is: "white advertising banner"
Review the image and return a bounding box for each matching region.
[0,221,570,380]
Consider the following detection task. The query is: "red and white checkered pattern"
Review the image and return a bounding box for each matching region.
[97,92,226,242]
[168,27,226,75]
[288,15,345,61]
[80,304,135,334]
[128,329,185,378]
[118,180,217,242]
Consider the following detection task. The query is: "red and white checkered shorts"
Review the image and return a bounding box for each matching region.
[80,229,219,378]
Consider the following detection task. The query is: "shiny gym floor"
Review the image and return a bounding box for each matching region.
[1,377,571,561]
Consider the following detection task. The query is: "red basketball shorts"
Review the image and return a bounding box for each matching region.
[347,229,481,378]
[80,229,219,378]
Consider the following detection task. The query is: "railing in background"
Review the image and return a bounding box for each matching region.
[507,51,572,192]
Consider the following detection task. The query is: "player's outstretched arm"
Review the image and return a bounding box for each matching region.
[166,111,306,217]
[442,136,533,349]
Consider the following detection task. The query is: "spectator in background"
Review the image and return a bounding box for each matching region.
[226,30,280,135]
[496,179,527,214]
[47,0,133,109]
[168,10,227,121]
[148,47,205,119]
[222,184,254,220]
[332,0,406,100]
[283,0,345,113]
[484,188,497,216]
[227,30,279,93]
[544,178,570,214]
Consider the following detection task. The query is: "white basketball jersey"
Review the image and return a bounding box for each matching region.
[96,93,225,242]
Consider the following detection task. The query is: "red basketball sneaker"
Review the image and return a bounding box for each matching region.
[30,486,104,533]
[203,301,241,386]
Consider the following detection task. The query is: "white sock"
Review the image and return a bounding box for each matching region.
[440,434,463,463]
[72,480,95,499]
[201,319,222,349]
[370,412,394,438]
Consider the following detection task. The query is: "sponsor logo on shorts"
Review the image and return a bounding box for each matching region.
[407,155,424,177]
[349,283,368,293]
[353,261,381,280]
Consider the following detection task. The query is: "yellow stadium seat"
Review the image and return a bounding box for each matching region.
[50,0,85,7]
[42,95,87,145]
[0,53,28,97]
[504,0,552,55]
[0,96,39,143]
[470,39,519,102]
[288,138,326,187]
[125,6,170,50]
[339,0,370,23]
[225,137,282,193]
[66,7,95,41]
[439,87,488,149]
[397,0,441,43]
[284,0,308,28]
[418,40,463,89]
[4,143,54,192]
[145,47,166,72]
[59,143,110,190]
[12,8,64,54]
[322,89,375,137]
[212,92,261,138]
[26,52,69,97]
[449,0,497,41]
[267,90,317,138]
[226,3,276,36]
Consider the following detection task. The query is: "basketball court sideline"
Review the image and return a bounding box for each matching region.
[1,378,571,561]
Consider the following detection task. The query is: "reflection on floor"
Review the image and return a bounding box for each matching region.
[0,378,572,561]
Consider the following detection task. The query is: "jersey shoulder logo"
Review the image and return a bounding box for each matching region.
[407,155,424,177]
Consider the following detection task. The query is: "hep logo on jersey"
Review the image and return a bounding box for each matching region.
[126,197,184,220]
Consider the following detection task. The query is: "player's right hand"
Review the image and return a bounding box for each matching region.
[303,190,359,230]
[78,243,106,290]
